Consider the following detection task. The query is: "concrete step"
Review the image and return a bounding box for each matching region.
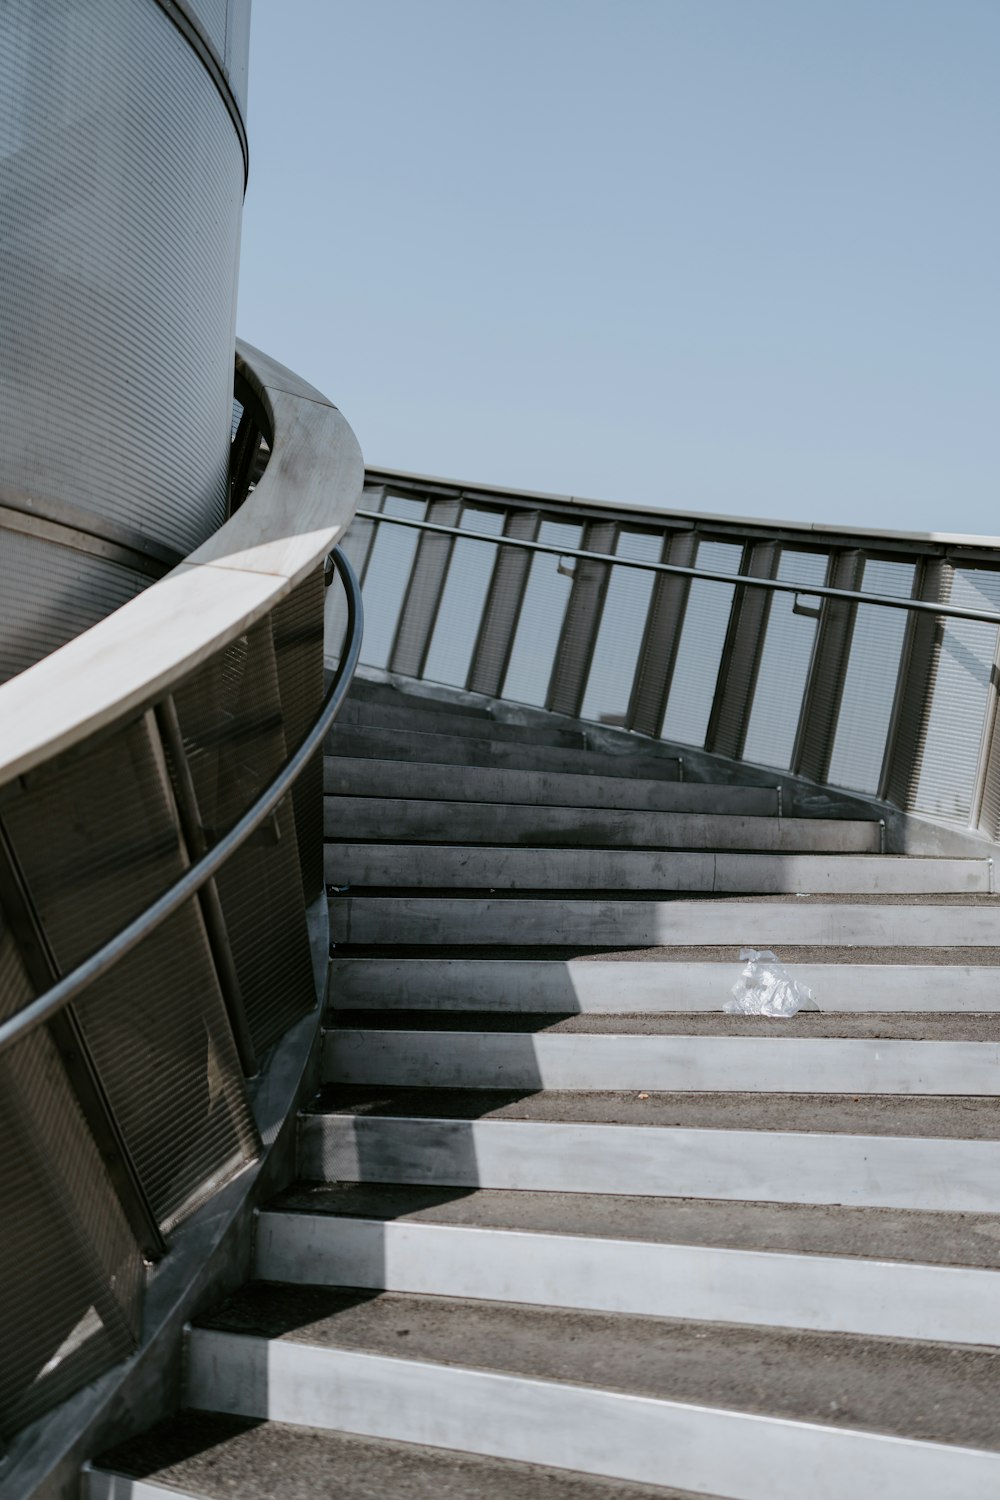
[324,756,780,815]
[324,798,881,852]
[256,1191,1000,1345]
[301,1090,1000,1210]
[323,726,684,780]
[347,677,495,717]
[327,1010,1000,1039]
[184,1283,1000,1499]
[269,1180,1000,1271]
[328,895,1000,947]
[334,705,588,746]
[320,1026,1000,1094]
[324,844,989,894]
[89,1414,703,1500]
[329,957,1000,1011]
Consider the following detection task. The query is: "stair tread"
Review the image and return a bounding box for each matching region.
[311,1085,1000,1138]
[95,1413,704,1500]
[325,1010,1000,1040]
[195,1283,1000,1453]
[267,1182,1000,1270]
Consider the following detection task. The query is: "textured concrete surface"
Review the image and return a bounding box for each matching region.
[313,1085,1000,1138]
[272,1182,1000,1270]
[326,1009,1000,1040]
[198,1284,1000,1451]
[95,1415,709,1500]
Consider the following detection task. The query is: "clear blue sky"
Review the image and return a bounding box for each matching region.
[237,0,999,535]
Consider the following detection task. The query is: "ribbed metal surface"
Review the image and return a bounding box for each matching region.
[172,622,315,1054]
[0,718,258,1228]
[0,531,150,683]
[0,908,142,1439]
[0,0,246,677]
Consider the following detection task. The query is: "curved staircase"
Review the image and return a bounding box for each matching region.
[89,674,1000,1500]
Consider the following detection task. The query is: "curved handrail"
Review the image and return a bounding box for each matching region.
[356,510,1000,627]
[367,463,1000,555]
[0,340,364,787]
[0,546,362,1063]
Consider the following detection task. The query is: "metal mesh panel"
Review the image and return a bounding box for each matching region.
[358,495,426,669]
[661,540,743,746]
[0,718,258,1229]
[171,621,315,1056]
[423,506,506,688]
[390,498,462,677]
[580,529,663,726]
[467,510,540,697]
[502,519,584,707]
[828,559,916,794]
[272,568,326,902]
[743,549,829,770]
[913,569,1000,824]
[0,911,143,1438]
[326,508,377,664]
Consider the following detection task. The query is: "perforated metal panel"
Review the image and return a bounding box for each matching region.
[502,519,584,707]
[743,549,828,769]
[661,540,743,747]
[580,529,663,726]
[272,567,326,902]
[0,718,258,1228]
[0,910,143,1439]
[171,621,316,1055]
[423,507,506,689]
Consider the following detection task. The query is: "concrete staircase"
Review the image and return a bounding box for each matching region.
[89,677,1000,1500]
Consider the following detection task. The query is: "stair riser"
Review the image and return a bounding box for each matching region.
[326,845,989,893]
[336,703,586,746]
[321,1031,1000,1095]
[300,1116,1000,1213]
[324,800,881,853]
[329,898,1000,946]
[330,959,1000,1012]
[85,1477,192,1500]
[324,757,778,814]
[184,1332,1000,1500]
[254,1211,1000,1346]
[323,728,683,780]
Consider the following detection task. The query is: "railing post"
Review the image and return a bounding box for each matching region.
[0,822,166,1260]
[627,529,698,735]
[792,549,866,783]
[704,540,780,760]
[389,495,463,678]
[880,557,953,808]
[546,521,619,718]
[152,700,258,1078]
[467,509,540,697]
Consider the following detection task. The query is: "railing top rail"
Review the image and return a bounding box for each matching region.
[0,340,364,789]
[366,464,1000,558]
[358,509,1000,628]
[0,546,363,1063]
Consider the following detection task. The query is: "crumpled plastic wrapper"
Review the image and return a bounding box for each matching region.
[724,948,818,1017]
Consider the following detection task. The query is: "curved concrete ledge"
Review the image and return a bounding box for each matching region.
[0,340,364,788]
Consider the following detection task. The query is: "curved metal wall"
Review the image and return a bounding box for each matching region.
[0,0,250,683]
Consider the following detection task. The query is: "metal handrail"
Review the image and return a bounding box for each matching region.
[357,509,1000,628]
[0,546,363,1064]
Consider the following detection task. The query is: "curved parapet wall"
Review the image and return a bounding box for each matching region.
[0,0,251,683]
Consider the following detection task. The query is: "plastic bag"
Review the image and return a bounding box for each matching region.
[724,948,818,1017]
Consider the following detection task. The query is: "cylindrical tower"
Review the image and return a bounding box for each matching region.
[0,0,251,683]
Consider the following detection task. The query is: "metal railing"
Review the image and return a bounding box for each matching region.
[343,473,1000,835]
[0,347,363,1443]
